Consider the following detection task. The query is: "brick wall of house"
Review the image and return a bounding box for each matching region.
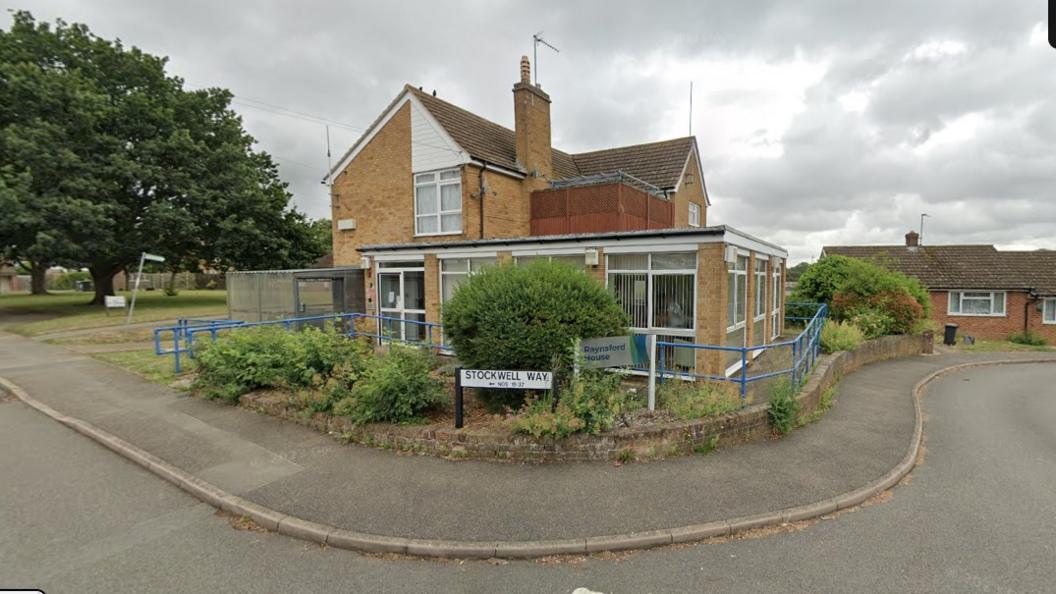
[669,152,707,228]
[331,103,414,265]
[695,243,728,376]
[463,165,532,239]
[930,290,1056,342]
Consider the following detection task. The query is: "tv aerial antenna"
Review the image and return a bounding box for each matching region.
[532,32,560,86]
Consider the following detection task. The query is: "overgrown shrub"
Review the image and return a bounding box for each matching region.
[793,255,929,337]
[510,370,630,437]
[443,260,629,407]
[193,324,370,403]
[847,310,893,340]
[820,320,865,353]
[332,346,444,424]
[1009,331,1047,346]
[656,380,741,420]
[768,378,800,434]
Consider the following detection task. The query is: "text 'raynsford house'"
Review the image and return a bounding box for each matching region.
[328,57,789,377]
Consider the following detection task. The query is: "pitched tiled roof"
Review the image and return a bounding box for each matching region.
[822,244,1056,294]
[570,137,696,190]
[407,87,693,185]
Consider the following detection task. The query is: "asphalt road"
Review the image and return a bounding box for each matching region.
[1,362,1054,593]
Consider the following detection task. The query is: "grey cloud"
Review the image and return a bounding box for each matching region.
[5,0,1054,262]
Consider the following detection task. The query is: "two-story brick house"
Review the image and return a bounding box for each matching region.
[329,57,789,377]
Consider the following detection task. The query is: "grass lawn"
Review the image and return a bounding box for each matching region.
[94,348,197,387]
[0,290,227,336]
[957,339,1055,353]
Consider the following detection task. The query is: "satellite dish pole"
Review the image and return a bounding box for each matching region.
[532,32,560,86]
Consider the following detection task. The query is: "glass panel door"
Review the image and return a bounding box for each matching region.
[377,270,427,342]
[378,272,402,339]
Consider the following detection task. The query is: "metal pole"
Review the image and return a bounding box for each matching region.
[740,348,747,400]
[454,367,464,429]
[647,334,657,411]
[126,252,146,325]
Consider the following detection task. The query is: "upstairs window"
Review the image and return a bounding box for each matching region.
[688,203,701,227]
[948,291,1005,316]
[415,169,461,235]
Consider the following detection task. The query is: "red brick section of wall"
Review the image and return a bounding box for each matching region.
[529,183,674,235]
[239,334,931,463]
[930,290,1056,342]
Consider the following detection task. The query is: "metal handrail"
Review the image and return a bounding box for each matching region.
[655,302,828,401]
[154,312,448,373]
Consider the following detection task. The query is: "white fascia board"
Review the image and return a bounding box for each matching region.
[469,159,526,180]
[603,244,699,254]
[330,91,470,178]
[722,229,788,259]
[511,247,592,257]
[436,251,498,259]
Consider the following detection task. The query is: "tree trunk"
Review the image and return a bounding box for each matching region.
[29,263,48,295]
[89,265,120,305]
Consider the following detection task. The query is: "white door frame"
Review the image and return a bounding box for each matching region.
[376,267,426,341]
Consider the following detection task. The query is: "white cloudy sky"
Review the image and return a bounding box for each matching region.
[5,0,1055,263]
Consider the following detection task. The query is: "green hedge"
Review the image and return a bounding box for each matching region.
[793,255,929,337]
[443,260,629,407]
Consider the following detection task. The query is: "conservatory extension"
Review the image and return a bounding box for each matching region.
[357,225,788,378]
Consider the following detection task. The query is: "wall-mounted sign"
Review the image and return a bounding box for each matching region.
[579,335,648,369]
[459,369,552,390]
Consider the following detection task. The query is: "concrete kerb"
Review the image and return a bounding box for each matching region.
[2,357,1053,559]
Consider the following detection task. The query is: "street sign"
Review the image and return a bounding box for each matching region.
[459,369,553,390]
[143,253,166,262]
[104,295,127,309]
[454,368,554,428]
[579,335,648,369]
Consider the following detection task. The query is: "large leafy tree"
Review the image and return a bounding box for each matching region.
[0,12,325,302]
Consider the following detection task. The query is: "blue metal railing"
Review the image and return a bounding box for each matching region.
[154,312,447,373]
[656,302,828,401]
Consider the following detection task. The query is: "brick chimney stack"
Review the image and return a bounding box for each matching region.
[513,55,552,180]
[905,230,920,247]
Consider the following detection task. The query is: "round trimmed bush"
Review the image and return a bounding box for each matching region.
[442,260,629,406]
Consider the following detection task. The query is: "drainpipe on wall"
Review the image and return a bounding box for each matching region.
[1025,288,1039,335]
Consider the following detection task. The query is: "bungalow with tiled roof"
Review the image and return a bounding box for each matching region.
[328,57,788,377]
[823,231,1056,342]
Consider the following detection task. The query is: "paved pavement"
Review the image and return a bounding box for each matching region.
[0,329,956,542]
[2,360,1054,592]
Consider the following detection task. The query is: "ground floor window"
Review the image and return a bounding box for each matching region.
[949,290,1005,316]
[440,257,495,303]
[606,252,696,333]
[1044,298,1056,324]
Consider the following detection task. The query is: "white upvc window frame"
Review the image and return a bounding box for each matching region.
[947,290,1006,317]
[726,253,749,332]
[1043,298,1056,324]
[771,262,782,340]
[753,259,768,321]
[688,202,701,227]
[414,168,462,236]
[605,252,698,337]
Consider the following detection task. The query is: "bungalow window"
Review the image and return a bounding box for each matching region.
[606,252,696,333]
[688,203,701,227]
[948,291,1006,316]
[1043,298,1056,324]
[414,169,461,235]
[752,259,768,349]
